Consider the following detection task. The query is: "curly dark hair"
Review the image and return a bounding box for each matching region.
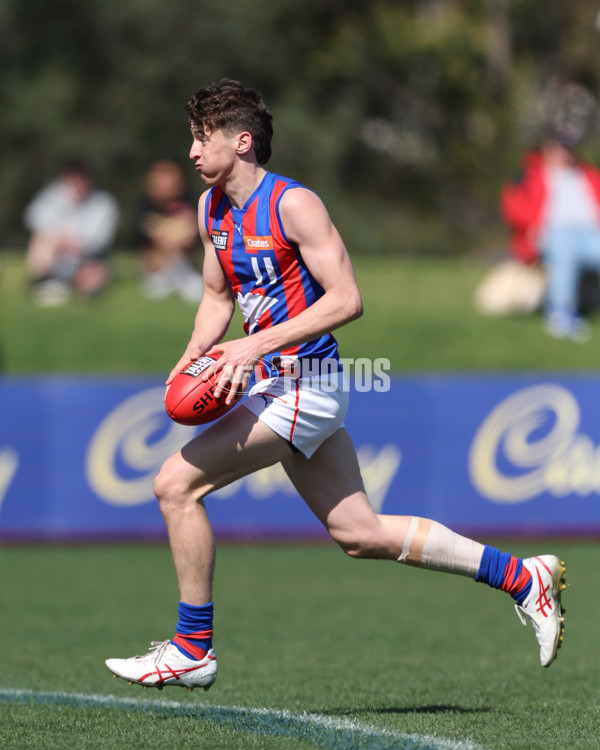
[185,79,273,165]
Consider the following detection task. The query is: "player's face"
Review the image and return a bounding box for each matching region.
[189,127,237,186]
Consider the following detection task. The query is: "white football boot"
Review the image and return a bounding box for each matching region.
[514,555,566,667]
[105,640,217,691]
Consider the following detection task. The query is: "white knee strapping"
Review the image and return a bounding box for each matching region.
[398,516,419,564]
[397,517,484,578]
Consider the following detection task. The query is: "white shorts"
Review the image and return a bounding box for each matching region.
[243,371,348,458]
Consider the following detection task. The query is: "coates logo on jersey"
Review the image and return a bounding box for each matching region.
[211,229,229,251]
[245,236,273,252]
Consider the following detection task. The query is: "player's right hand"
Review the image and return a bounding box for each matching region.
[164,344,206,401]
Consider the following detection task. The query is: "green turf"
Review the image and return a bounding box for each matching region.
[2,250,600,374]
[0,541,597,749]
[2,251,599,748]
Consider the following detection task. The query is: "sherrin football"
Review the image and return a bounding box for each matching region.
[165,355,237,426]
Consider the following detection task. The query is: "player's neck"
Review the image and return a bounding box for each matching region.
[222,164,267,209]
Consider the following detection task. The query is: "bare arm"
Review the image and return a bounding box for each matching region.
[165,191,235,385]
[253,187,363,352]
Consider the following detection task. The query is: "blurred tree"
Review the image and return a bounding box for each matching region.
[1,0,599,256]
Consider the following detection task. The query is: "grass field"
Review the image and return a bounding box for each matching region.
[2,250,600,748]
[3,249,600,374]
[0,541,597,750]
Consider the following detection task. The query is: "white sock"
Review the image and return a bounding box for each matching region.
[397,517,485,578]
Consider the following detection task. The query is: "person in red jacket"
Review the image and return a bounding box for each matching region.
[501,131,600,340]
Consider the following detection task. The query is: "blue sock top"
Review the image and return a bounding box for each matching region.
[176,601,214,634]
[475,546,512,588]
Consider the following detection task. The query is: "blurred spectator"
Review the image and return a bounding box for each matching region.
[23,159,120,306]
[133,159,203,303]
[500,129,600,340]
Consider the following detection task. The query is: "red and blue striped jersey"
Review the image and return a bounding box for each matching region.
[204,171,339,375]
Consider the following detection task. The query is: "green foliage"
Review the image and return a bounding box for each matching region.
[2,1,600,255]
[0,541,597,749]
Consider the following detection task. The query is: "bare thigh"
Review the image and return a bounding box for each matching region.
[166,403,296,498]
[281,426,377,531]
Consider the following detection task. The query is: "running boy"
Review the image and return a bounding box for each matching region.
[106,80,566,690]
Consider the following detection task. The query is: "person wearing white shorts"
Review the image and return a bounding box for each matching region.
[105,80,567,692]
[244,366,348,458]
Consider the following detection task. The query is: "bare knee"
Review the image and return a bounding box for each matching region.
[328,517,387,560]
[153,454,208,516]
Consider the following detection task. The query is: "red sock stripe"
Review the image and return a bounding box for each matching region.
[499,557,531,596]
[512,565,533,596]
[173,629,213,660]
[177,629,213,639]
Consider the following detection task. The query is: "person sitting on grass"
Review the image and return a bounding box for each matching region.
[23,158,120,307]
[133,159,203,303]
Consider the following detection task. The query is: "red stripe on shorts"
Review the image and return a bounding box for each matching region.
[288,376,301,444]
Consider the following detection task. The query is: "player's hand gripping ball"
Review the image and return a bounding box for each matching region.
[165,355,238,426]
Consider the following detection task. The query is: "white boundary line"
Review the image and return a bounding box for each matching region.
[0,688,484,750]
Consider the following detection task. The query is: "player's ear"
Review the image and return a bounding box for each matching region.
[236,131,253,156]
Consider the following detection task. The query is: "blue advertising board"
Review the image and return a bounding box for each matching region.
[1,375,599,540]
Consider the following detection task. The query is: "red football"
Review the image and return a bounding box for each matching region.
[165,355,237,426]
